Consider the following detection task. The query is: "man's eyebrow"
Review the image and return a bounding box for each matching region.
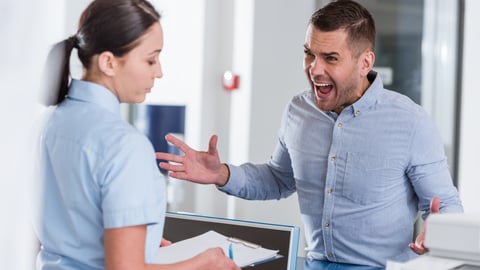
[303,45,339,57]
[321,51,339,57]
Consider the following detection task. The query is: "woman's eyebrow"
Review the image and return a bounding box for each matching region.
[148,49,162,55]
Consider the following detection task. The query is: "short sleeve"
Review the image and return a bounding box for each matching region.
[97,132,166,229]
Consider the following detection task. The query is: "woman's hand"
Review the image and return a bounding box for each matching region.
[160,238,171,247]
[192,247,240,270]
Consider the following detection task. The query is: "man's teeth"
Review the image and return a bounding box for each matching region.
[314,83,330,87]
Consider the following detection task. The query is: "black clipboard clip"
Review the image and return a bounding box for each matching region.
[227,237,261,249]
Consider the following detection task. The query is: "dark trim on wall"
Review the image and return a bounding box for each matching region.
[452,0,465,187]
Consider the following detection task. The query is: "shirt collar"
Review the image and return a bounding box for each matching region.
[67,79,120,115]
[350,70,383,117]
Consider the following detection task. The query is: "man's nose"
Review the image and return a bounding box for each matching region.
[309,58,325,76]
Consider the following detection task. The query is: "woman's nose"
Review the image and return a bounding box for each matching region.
[155,62,163,79]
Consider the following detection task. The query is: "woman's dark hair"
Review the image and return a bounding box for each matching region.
[41,0,161,106]
[310,0,376,58]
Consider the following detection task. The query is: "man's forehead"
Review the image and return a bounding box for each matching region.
[305,26,348,50]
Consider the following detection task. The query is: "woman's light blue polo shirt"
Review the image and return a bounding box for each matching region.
[35,80,166,269]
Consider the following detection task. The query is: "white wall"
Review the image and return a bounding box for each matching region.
[0,0,65,268]
[457,0,480,214]
[193,0,236,217]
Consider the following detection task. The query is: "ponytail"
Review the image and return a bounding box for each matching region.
[39,35,78,106]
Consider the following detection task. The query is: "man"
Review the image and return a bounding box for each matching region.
[156,0,463,267]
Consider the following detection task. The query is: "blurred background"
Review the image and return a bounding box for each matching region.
[2,0,479,268]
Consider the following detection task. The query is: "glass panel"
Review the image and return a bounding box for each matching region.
[359,0,424,104]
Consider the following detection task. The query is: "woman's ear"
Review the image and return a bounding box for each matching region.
[97,51,116,77]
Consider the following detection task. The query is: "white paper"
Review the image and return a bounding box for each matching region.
[156,230,279,267]
[387,256,467,270]
[386,260,406,270]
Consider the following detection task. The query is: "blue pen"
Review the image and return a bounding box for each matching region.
[228,243,234,260]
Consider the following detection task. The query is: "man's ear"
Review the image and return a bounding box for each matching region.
[97,51,116,77]
[360,50,375,76]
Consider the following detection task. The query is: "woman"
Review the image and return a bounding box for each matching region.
[35,0,239,269]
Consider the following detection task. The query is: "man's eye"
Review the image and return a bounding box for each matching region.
[304,49,313,56]
[148,60,156,65]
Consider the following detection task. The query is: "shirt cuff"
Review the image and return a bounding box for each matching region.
[217,164,246,195]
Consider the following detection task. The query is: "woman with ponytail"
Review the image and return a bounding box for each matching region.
[35,1,239,269]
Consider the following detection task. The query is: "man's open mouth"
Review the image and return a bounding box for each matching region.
[314,82,333,97]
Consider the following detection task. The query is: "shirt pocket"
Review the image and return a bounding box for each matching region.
[341,152,392,205]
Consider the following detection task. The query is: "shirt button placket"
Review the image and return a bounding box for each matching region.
[327,156,335,194]
[325,120,342,263]
[324,153,336,261]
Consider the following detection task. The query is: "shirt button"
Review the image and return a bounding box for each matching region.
[325,222,330,228]
[330,156,336,161]
[327,253,333,258]
[337,123,343,128]
[327,188,333,194]
[355,110,360,116]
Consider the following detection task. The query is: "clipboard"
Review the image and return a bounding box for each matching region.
[162,212,300,269]
[228,236,262,249]
[157,230,280,267]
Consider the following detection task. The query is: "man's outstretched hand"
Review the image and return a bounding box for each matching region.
[409,197,440,254]
[156,134,230,186]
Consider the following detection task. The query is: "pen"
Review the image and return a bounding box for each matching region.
[228,243,234,260]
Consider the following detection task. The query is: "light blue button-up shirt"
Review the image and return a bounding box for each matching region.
[35,80,166,269]
[220,72,463,267]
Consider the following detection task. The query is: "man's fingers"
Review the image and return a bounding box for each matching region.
[156,152,183,162]
[156,152,172,160]
[409,240,428,255]
[165,134,190,153]
[158,161,172,170]
[158,160,184,171]
[430,196,440,214]
[168,171,188,180]
[208,135,218,155]
[409,243,425,254]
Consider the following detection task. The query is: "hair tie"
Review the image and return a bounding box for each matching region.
[66,35,79,49]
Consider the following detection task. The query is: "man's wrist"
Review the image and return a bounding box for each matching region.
[216,163,230,187]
